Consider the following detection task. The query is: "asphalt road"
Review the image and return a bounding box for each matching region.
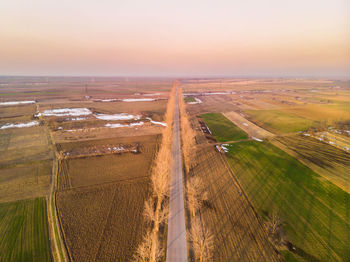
[166,86,188,262]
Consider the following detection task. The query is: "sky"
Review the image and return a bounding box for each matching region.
[0,0,349,77]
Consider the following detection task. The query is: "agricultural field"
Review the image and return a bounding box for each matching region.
[0,197,52,262]
[0,125,53,202]
[190,145,280,261]
[200,113,248,142]
[56,134,160,261]
[57,180,150,261]
[272,135,350,193]
[225,140,350,261]
[57,135,159,190]
[243,109,315,134]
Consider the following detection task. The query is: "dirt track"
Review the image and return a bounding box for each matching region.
[166,84,188,262]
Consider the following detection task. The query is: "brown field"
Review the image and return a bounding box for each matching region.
[0,160,52,202]
[57,180,150,262]
[0,104,36,124]
[0,126,53,203]
[56,134,160,261]
[57,135,160,190]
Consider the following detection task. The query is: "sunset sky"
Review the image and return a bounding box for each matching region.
[1,0,349,77]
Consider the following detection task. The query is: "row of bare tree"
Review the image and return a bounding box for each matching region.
[178,87,214,262]
[134,86,176,262]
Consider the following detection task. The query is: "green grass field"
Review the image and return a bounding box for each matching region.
[184,96,196,103]
[272,135,350,194]
[0,198,52,262]
[201,113,248,142]
[244,109,314,134]
[225,140,350,261]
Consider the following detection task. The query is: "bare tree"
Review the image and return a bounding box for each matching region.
[190,216,214,262]
[134,230,163,262]
[187,177,206,217]
[178,87,196,173]
[266,211,285,247]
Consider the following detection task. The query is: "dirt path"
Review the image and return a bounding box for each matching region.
[42,112,68,262]
[166,84,188,262]
[223,111,274,139]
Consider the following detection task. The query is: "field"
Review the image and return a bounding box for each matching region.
[57,135,159,190]
[244,109,315,134]
[190,145,280,261]
[57,181,150,261]
[272,135,350,193]
[200,113,248,142]
[284,103,350,124]
[225,140,350,261]
[56,134,160,261]
[0,198,52,262]
[0,125,53,203]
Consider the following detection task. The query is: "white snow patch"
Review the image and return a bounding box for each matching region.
[206,126,212,135]
[144,93,160,96]
[130,121,144,127]
[94,113,140,121]
[65,129,83,132]
[0,121,39,129]
[252,137,263,142]
[67,117,87,121]
[122,98,156,102]
[113,146,125,151]
[221,144,230,152]
[105,123,128,128]
[105,121,144,128]
[42,108,92,117]
[0,100,36,106]
[203,92,232,95]
[100,99,119,102]
[146,117,167,127]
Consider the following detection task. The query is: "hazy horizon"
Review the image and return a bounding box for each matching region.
[1,0,349,77]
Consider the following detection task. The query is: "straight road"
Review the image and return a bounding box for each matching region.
[166,85,188,262]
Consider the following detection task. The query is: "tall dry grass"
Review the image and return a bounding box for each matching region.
[134,85,176,262]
